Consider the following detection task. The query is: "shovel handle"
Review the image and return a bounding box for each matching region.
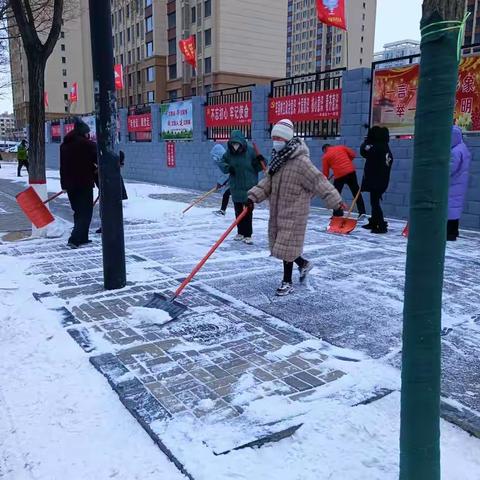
[182,186,218,215]
[175,207,251,298]
[346,189,362,219]
[253,142,267,173]
[43,191,64,205]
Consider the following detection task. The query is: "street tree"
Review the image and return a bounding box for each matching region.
[6,0,64,184]
[400,0,465,479]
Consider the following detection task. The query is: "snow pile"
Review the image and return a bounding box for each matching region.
[128,306,172,326]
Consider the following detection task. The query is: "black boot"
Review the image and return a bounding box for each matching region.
[371,221,388,234]
[362,217,375,230]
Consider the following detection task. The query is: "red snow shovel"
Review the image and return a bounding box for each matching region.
[145,207,251,321]
[327,189,362,235]
[16,187,64,229]
[402,223,409,237]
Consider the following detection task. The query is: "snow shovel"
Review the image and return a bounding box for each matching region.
[16,187,64,229]
[402,223,409,237]
[145,207,251,321]
[327,189,362,235]
[182,185,219,215]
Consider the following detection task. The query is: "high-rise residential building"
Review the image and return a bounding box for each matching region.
[9,0,94,129]
[112,0,168,108]
[0,113,15,138]
[286,0,377,77]
[112,0,288,105]
[465,0,480,45]
[165,0,288,99]
[373,40,420,66]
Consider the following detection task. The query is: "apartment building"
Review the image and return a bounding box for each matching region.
[286,0,377,76]
[165,0,288,99]
[9,0,94,129]
[112,0,168,108]
[0,114,16,138]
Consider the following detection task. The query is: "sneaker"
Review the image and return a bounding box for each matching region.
[276,282,294,297]
[371,222,388,234]
[298,261,313,283]
[234,234,245,241]
[243,237,253,245]
[362,218,374,230]
[357,213,366,221]
[67,241,79,249]
[213,210,226,216]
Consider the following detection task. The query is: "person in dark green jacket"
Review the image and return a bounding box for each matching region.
[219,130,264,244]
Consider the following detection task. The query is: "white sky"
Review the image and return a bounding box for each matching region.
[0,0,423,115]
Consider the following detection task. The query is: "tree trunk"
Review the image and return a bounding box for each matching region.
[400,1,464,479]
[27,53,47,184]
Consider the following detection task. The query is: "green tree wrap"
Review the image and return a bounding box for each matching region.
[399,12,461,480]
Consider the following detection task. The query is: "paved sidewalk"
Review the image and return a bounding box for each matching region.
[1,167,479,479]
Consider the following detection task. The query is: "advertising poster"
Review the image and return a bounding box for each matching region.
[161,100,193,140]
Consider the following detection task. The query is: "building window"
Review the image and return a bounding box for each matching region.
[127,27,131,42]
[136,23,140,37]
[147,91,155,103]
[61,44,65,51]
[137,46,142,60]
[137,71,141,83]
[146,41,153,57]
[205,84,212,94]
[204,57,212,74]
[137,94,142,104]
[62,57,66,63]
[169,63,177,79]
[147,66,155,82]
[204,0,211,17]
[128,51,132,64]
[64,93,68,101]
[61,31,65,38]
[62,69,67,76]
[126,4,130,18]
[191,6,196,23]
[168,38,176,55]
[168,12,176,29]
[205,28,212,47]
[146,16,153,33]
[145,0,152,6]
[63,82,67,88]
[169,90,178,101]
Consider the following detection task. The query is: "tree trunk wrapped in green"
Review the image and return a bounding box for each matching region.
[400,1,465,479]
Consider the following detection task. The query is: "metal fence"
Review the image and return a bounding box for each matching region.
[205,85,254,140]
[269,68,345,138]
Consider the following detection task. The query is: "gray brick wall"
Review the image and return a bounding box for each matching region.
[45,68,480,231]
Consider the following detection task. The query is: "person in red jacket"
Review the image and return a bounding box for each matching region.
[322,144,366,218]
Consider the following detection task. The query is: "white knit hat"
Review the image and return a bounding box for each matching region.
[271,119,294,141]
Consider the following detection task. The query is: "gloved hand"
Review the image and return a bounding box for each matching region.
[228,166,235,176]
[246,198,255,211]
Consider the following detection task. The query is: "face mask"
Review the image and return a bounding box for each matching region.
[273,141,286,152]
[232,143,240,152]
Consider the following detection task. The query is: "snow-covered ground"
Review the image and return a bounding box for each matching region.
[1,162,479,480]
[0,255,186,480]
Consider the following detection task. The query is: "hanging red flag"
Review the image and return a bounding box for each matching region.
[70,82,78,103]
[179,36,197,69]
[316,0,347,30]
[44,91,49,108]
[114,64,124,90]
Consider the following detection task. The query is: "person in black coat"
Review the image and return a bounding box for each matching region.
[60,118,97,248]
[360,126,394,234]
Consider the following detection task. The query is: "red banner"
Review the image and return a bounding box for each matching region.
[64,123,75,134]
[70,82,78,103]
[179,36,197,69]
[268,89,342,124]
[114,64,124,90]
[166,142,176,168]
[316,0,347,30]
[205,101,253,127]
[51,125,61,137]
[127,113,152,132]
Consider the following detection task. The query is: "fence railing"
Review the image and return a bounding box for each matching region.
[205,85,254,140]
[269,68,345,138]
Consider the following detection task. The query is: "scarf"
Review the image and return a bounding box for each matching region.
[268,138,302,176]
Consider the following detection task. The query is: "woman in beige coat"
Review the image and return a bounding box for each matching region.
[247,119,343,296]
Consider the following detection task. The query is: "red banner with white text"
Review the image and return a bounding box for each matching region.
[316,0,347,30]
[205,101,253,127]
[127,113,152,132]
[268,89,342,124]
